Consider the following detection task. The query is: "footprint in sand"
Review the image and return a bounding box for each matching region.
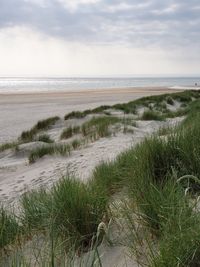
[13,185,19,189]
[17,179,24,184]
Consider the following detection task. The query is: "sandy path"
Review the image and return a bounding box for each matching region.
[0,87,178,143]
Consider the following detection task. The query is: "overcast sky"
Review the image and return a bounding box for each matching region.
[0,0,200,76]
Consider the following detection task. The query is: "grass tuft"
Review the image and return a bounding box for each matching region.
[29,143,71,163]
[0,207,19,249]
[81,116,121,138]
[38,134,54,143]
[141,110,164,121]
[0,142,18,152]
[60,126,80,139]
[20,116,60,142]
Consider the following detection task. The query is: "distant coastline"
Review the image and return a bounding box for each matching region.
[0,77,199,94]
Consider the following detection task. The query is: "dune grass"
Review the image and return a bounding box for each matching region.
[21,189,52,231]
[64,106,111,120]
[37,134,54,143]
[123,177,200,267]
[0,207,20,249]
[60,126,80,139]
[0,142,19,152]
[63,90,200,122]
[20,116,60,142]
[1,90,200,265]
[20,177,107,252]
[166,96,174,105]
[141,110,164,121]
[81,116,121,139]
[62,115,133,143]
[151,195,200,267]
[71,139,82,149]
[122,107,200,265]
[29,143,71,163]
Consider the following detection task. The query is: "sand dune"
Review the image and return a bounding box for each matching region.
[0,87,178,143]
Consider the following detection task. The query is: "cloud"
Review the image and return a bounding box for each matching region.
[0,25,199,77]
[58,0,100,12]
[0,0,200,48]
[0,0,200,75]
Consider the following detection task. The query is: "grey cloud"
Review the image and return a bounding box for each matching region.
[0,0,200,48]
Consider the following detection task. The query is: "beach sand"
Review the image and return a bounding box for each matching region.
[0,87,178,143]
[0,86,183,266]
[0,86,182,207]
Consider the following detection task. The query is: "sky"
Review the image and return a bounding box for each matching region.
[0,0,200,77]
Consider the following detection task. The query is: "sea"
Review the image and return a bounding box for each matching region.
[0,77,200,94]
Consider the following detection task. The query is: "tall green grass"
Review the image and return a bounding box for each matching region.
[121,105,200,265]
[0,207,20,249]
[20,177,107,252]
[21,189,52,231]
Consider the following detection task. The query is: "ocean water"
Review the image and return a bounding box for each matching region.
[0,77,200,93]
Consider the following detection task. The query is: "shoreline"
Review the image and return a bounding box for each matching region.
[0,86,177,96]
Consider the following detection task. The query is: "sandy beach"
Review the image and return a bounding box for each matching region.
[0,87,196,267]
[0,87,178,143]
[0,86,182,207]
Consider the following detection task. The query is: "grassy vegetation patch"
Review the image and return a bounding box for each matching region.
[37,134,54,143]
[60,126,80,139]
[64,106,111,120]
[20,177,107,251]
[63,91,200,124]
[0,207,20,249]
[141,110,164,121]
[71,139,82,149]
[166,96,174,105]
[20,116,60,142]
[29,143,71,163]
[64,111,86,120]
[81,116,121,138]
[0,142,18,152]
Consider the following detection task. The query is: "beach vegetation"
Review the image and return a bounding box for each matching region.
[0,207,20,249]
[64,106,111,120]
[60,126,80,139]
[0,142,19,152]
[71,139,81,149]
[166,96,174,105]
[37,134,54,143]
[81,116,121,138]
[20,116,60,142]
[2,90,200,264]
[141,110,164,121]
[28,143,71,163]
[20,176,107,251]
[64,111,86,120]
